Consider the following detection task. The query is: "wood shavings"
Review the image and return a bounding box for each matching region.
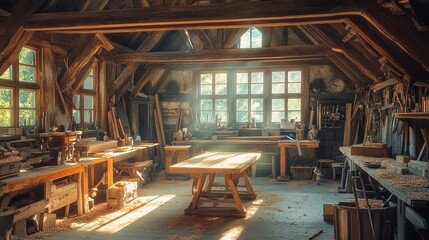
[375,169,396,179]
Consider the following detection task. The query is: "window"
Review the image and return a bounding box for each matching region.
[73,69,96,127]
[199,72,228,124]
[270,70,302,123]
[239,27,262,49]
[197,68,303,128]
[0,47,38,128]
[236,71,264,123]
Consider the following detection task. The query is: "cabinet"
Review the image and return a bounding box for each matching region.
[317,101,347,160]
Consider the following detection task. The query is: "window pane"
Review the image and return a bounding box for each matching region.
[200,74,212,84]
[73,95,81,109]
[0,66,12,80]
[215,73,227,84]
[251,111,263,122]
[236,73,248,83]
[19,65,35,83]
[272,83,285,94]
[240,29,251,48]
[83,95,93,109]
[251,99,263,111]
[251,84,263,94]
[272,112,285,123]
[215,84,227,95]
[288,71,301,83]
[201,111,213,123]
[73,110,81,124]
[236,99,248,111]
[215,99,227,111]
[84,110,94,123]
[272,99,284,111]
[0,109,12,127]
[237,84,248,95]
[288,98,301,111]
[201,99,212,111]
[272,71,285,83]
[201,85,212,95]
[288,83,301,93]
[0,89,12,108]
[19,47,35,65]
[236,112,248,122]
[251,28,262,48]
[19,90,35,108]
[251,72,263,83]
[19,109,35,126]
[288,110,301,122]
[215,111,228,123]
[83,69,94,90]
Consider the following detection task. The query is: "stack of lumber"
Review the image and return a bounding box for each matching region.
[106,181,138,209]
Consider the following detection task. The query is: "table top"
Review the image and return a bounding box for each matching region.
[169,151,261,174]
[340,147,429,206]
[164,145,192,150]
[177,140,278,145]
[0,164,84,194]
[278,140,320,147]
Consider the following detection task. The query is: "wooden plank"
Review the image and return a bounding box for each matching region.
[71,56,97,93]
[372,77,400,92]
[111,107,120,140]
[25,1,358,33]
[115,45,332,64]
[14,199,49,223]
[405,206,428,230]
[343,103,352,146]
[154,94,166,147]
[191,30,215,50]
[130,65,156,96]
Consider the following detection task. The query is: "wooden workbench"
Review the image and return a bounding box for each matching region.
[169,151,261,217]
[0,164,84,224]
[175,139,278,154]
[340,147,429,240]
[277,140,320,181]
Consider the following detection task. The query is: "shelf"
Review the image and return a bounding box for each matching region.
[393,112,429,120]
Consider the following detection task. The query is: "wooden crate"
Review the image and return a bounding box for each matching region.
[350,144,391,158]
[291,166,313,179]
[107,181,138,209]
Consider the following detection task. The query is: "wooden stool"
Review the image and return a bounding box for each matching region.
[164,145,192,180]
[332,162,344,180]
[252,152,277,178]
[116,160,153,185]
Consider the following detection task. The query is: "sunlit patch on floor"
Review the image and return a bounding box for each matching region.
[244,199,263,219]
[219,225,244,240]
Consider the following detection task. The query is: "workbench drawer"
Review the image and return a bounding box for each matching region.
[48,182,78,212]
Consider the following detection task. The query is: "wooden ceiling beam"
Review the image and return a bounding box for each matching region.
[115,45,332,64]
[25,1,357,33]
[131,65,168,97]
[71,56,97,93]
[358,1,429,72]
[109,31,166,94]
[59,35,104,91]
[308,24,383,83]
[289,26,313,45]
[347,16,428,80]
[191,30,215,50]
[327,54,368,87]
[180,30,195,51]
[223,28,248,49]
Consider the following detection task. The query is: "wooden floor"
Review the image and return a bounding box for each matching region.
[36,174,351,240]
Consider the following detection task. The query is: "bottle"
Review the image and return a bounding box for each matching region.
[175,130,183,142]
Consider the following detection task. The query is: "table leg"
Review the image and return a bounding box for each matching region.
[188,173,207,210]
[203,174,216,193]
[225,174,245,213]
[241,171,255,196]
[277,146,290,181]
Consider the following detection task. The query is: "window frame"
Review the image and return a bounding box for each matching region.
[73,65,98,128]
[0,46,40,128]
[197,71,229,124]
[197,67,305,129]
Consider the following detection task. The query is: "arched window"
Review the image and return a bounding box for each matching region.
[239,27,262,49]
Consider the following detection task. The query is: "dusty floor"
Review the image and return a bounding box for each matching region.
[33,175,351,240]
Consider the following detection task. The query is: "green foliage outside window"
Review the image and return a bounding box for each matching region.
[0,88,12,126]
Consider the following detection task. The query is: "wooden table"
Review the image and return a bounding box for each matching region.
[277,140,320,181]
[169,151,261,217]
[340,147,429,240]
[164,145,192,179]
[0,164,84,224]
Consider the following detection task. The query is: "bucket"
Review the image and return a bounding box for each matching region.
[333,199,396,240]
